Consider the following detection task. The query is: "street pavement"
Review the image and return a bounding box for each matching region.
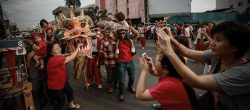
[42,38,208,110]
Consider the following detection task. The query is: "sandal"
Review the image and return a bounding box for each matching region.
[152,104,162,110]
[68,104,80,110]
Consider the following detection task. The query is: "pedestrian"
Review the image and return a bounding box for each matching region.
[99,26,119,93]
[139,22,146,49]
[25,35,48,109]
[157,20,250,110]
[86,29,103,89]
[181,22,194,48]
[136,52,199,110]
[114,12,136,55]
[194,21,210,51]
[116,25,139,102]
[31,33,46,70]
[40,19,55,34]
[46,41,81,110]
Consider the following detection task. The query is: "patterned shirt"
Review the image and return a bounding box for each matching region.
[100,38,117,67]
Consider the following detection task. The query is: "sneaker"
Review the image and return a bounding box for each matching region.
[97,85,102,89]
[142,47,145,49]
[131,48,135,53]
[116,49,119,54]
[85,83,92,87]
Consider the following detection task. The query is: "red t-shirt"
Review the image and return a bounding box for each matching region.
[118,39,134,62]
[35,39,47,56]
[149,77,195,110]
[47,56,67,90]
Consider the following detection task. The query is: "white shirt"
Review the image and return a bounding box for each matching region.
[184,28,191,37]
[197,28,206,39]
[91,38,98,52]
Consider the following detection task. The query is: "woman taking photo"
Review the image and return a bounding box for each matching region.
[157,20,250,110]
[46,41,81,110]
[136,53,199,110]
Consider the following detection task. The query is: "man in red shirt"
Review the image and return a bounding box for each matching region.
[116,25,139,102]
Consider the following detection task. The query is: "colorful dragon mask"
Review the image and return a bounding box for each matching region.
[56,9,94,58]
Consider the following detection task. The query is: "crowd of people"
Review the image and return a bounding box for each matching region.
[7,11,249,110]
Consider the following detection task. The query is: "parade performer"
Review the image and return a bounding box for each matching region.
[31,33,46,70]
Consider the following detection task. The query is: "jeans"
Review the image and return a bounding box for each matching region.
[50,82,74,110]
[117,60,135,95]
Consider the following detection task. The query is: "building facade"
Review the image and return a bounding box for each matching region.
[96,0,192,23]
[95,0,145,23]
[216,0,250,14]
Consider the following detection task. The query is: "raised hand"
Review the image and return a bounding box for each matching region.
[140,56,149,71]
[157,28,173,54]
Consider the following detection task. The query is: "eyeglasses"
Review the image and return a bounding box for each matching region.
[119,32,126,35]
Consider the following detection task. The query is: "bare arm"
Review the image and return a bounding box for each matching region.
[129,25,139,39]
[136,57,155,101]
[171,37,205,63]
[65,43,80,64]
[27,50,35,60]
[157,28,223,93]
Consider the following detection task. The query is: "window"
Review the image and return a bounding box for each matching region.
[127,8,129,15]
[230,5,233,8]
[238,2,243,6]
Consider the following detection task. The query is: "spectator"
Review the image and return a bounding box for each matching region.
[136,52,199,110]
[181,22,194,48]
[139,23,146,49]
[157,20,250,110]
[99,26,118,93]
[194,21,210,51]
[31,33,46,70]
[116,25,138,102]
[46,41,81,110]
[40,19,55,34]
[25,35,48,109]
[114,12,135,55]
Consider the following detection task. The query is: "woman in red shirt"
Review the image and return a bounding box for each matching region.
[136,52,199,110]
[46,41,81,110]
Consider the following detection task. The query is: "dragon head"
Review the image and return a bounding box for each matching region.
[56,9,94,58]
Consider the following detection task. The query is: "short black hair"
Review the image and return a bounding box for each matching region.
[104,26,112,31]
[114,12,125,21]
[40,19,48,27]
[141,22,144,26]
[211,20,250,57]
[174,36,188,48]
